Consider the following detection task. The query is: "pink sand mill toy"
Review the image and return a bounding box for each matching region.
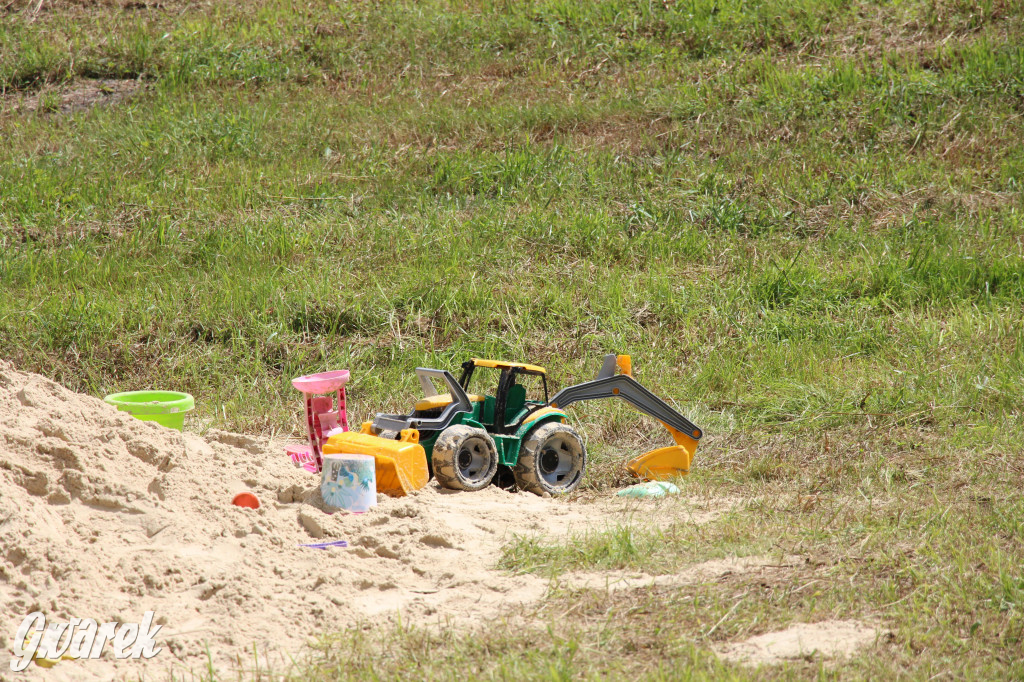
[286,370,350,473]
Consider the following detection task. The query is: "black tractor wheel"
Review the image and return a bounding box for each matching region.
[432,425,499,491]
[513,422,586,495]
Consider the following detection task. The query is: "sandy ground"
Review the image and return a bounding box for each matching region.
[0,361,880,679]
[716,620,883,666]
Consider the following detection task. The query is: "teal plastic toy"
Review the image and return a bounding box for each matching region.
[616,481,681,498]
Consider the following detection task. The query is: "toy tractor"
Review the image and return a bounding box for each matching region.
[323,355,702,496]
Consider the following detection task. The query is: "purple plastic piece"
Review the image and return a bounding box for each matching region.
[299,540,349,549]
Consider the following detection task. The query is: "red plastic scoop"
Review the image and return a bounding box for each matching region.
[232,492,261,509]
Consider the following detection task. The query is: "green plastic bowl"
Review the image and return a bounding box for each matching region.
[103,391,195,431]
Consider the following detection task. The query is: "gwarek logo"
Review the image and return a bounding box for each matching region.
[10,612,162,672]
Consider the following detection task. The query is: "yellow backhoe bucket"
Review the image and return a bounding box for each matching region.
[323,427,429,497]
[626,422,700,481]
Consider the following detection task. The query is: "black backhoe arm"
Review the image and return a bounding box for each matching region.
[547,354,702,480]
[548,372,701,440]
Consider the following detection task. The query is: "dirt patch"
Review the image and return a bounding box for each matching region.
[561,554,800,593]
[716,620,883,666]
[3,0,176,14]
[3,79,142,116]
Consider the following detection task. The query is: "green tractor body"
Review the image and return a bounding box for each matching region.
[408,359,567,469]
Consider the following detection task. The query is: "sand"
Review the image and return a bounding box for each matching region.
[0,361,687,680]
[715,620,883,666]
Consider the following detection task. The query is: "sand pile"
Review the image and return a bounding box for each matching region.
[716,620,884,666]
[0,361,632,680]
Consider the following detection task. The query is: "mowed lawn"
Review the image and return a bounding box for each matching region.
[1,0,1022,679]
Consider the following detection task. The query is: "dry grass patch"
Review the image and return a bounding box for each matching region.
[1,78,143,116]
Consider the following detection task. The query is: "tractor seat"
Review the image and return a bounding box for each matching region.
[414,393,484,412]
[503,383,527,422]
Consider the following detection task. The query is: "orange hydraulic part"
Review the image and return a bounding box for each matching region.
[323,428,429,497]
[616,354,632,377]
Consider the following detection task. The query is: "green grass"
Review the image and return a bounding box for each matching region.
[1,0,1023,678]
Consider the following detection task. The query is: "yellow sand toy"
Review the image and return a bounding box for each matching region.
[323,355,701,497]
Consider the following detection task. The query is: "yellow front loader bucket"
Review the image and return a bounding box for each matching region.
[626,422,700,481]
[323,427,429,497]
